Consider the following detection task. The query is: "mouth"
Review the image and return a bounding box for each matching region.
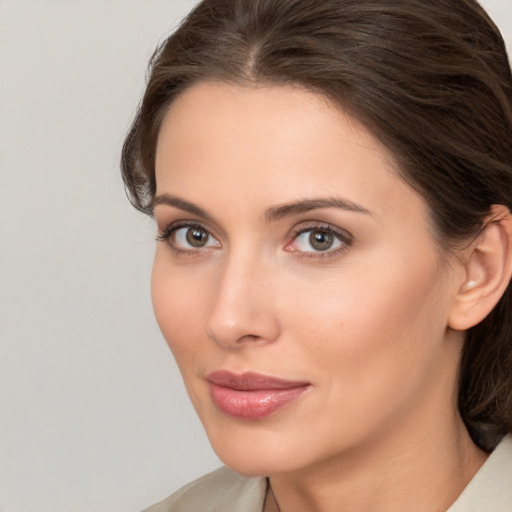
[206,371,311,420]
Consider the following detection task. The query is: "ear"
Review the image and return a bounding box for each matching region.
[449,205,512,331]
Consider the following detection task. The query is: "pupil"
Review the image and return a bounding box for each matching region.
[310,230,333,251]
[186,228,208,247]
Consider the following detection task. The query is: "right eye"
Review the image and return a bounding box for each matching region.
[175,226,217,248]
[158,223,221,252]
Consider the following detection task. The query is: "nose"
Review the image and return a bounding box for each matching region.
[205,254,281,349]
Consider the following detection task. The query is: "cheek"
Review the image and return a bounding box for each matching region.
[151,254,217,418]
[151,251,208,362]
[282,249,449,402]
[267,267,449,452]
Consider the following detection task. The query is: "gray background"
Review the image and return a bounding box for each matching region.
[1,1,511,511]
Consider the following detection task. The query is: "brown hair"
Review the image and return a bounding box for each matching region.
[121,0,512,451]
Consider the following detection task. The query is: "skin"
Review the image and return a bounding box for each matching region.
[151,82,488,512]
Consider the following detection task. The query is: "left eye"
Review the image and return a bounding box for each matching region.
[292,228,345,252]
[173,226,220,249]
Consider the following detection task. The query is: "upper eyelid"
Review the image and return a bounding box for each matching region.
[158,219,210,234]
[157,218,353,247]
[156,215,227,242]
[157,223,221,252]
[287,222,354,255]
[289,222,353,241]
[157,220,210,242]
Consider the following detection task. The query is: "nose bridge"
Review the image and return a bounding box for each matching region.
[205,246,280,348]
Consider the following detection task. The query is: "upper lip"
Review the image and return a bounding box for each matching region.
[206,370,310,391]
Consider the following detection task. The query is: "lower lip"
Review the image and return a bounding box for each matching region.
[209,383,310,420]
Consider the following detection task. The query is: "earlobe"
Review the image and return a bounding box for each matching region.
[449,205,512,331]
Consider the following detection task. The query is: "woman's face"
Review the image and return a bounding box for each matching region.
[152,82,464,476]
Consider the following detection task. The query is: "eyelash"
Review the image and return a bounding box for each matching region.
[156,221,217,257]
[157,221,353,260]
[286,223,353,260]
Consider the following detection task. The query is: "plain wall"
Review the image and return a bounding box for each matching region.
[1,1,511,511]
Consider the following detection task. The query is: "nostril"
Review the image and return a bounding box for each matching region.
[238,334,260,344]
[206,315,280,349]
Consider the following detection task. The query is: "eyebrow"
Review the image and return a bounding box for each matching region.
[264,197,372,222]
[152,194,212,219]
[152,193,372,221]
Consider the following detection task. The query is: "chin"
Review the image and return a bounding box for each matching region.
[203,421,310,477]
[214,448,291,477]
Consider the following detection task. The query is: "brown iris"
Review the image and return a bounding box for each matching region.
[309,229,334,251]
[185,227,209,247]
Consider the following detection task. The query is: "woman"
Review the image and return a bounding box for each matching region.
[122,0,512,510]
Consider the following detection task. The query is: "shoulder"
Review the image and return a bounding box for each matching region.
[142,466,267,512]
[448,434,512,512]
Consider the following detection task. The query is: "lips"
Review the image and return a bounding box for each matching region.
[207,371,311,419]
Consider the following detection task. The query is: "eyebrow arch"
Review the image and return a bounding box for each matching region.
[152,194,372,223]
[264,197,372,222]
[152,194,212,220]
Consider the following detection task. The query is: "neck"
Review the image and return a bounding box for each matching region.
[267,405,487,512]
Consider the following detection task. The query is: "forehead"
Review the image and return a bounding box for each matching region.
[154,81,425,225]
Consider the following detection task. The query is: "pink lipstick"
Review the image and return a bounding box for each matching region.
[207,371,310,420]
